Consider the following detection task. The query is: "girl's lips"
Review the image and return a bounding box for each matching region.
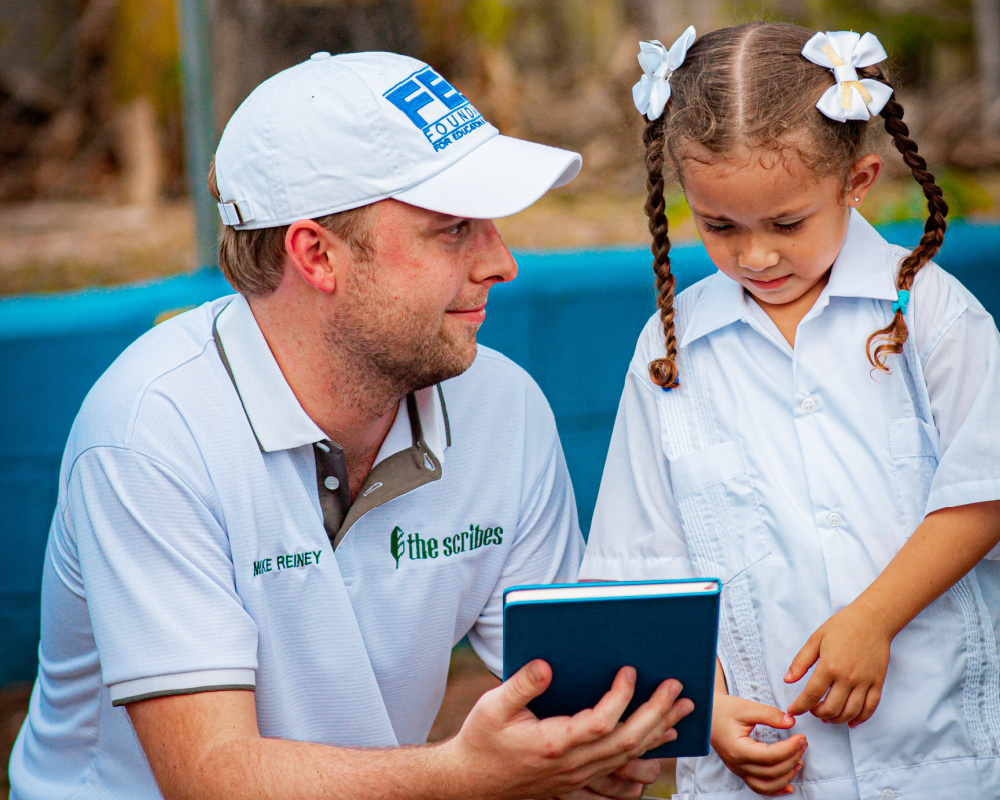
[749,275,790,290]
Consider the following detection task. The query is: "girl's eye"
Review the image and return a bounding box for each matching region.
[775,220,804,232]
[701,222,732,234]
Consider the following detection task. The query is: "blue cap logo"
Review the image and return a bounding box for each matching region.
[384,67,486,152]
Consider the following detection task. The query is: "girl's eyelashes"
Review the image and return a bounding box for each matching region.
[700,221,733,234]
[774,219,805,232]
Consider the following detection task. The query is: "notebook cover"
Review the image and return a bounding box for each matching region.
[502,578,721,759]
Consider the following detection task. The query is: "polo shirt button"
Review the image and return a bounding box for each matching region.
[827,511,843,527]
[801,396,817,413]
[880,790,895,800]
[324,476,340,491]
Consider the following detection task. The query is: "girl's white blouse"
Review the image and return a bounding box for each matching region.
[580,210,1000,799]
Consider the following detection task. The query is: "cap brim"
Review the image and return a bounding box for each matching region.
[391,134,581,219]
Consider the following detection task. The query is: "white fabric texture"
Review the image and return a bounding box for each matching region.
[9,295,583,800]
[580,210,1000,798]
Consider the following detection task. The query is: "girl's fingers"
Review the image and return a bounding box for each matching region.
[787,669,832,717]
[827,686,868,725]
[784,636,820,684]
[810,680,851,720]
[729,733,806,766]
[747,761,804,796]
[740,741,807,780]
[849,685,883,728]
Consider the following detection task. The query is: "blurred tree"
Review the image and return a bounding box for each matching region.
[973,0,1000,135]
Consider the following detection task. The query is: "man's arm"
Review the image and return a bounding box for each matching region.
[128,660,693,800]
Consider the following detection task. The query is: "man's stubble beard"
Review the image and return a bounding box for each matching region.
[324,268,478,417]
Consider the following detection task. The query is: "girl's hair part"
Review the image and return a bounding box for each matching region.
[639,23,948,380]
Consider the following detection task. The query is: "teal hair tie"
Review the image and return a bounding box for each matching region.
[892,289,910,315]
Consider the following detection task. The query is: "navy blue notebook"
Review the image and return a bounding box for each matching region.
[502,578,721,759]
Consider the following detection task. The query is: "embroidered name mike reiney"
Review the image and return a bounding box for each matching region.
[253,550,322,576]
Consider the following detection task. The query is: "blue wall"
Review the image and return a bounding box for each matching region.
[2,221,998,683]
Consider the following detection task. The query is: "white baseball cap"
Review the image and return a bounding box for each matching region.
[214,51,582,229]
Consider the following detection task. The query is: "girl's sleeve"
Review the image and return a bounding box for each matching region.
[579,345,692,581]
[916,266,1000,518]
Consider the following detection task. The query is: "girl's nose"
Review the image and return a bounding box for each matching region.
[737,238,780,271]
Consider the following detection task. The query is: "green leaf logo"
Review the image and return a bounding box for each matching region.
[390,525,406,568]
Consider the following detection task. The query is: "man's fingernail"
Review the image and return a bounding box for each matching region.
[528,661,543,681]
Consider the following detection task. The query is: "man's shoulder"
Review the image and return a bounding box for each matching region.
[69,296,237,454]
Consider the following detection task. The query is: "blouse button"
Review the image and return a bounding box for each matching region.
[324,476,340,491]
[801,396,817,413]
[880,790,895,800]
[827,512,843,528]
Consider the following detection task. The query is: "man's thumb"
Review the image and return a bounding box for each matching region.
[499,659,552,716]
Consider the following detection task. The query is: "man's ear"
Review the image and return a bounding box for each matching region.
[848,154,883,207]
[285,220,353,294]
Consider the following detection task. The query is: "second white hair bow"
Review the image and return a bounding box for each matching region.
[801,30,893,121]
[633,25,697,120]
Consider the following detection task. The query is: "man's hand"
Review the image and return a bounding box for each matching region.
[445,659,694,800]
[710,693,805,797]
[784,599,892,726]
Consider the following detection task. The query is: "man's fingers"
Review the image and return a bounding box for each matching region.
[496,659,552,717]
[570,667,638,744]
[582,770,649,799]
[786,671,831,717]
[611,755,661,785]
[784,636,820,684]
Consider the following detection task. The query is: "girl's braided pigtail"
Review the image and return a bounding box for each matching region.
[643,116,680,389]
[865,71,948,372]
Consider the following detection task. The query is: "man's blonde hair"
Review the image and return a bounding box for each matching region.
[207,160,376,297]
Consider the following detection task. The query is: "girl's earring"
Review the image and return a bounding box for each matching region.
[854,196,860,204]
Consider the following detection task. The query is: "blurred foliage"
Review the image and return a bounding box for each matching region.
[741,0,975,88]
[111,0,182,119]
[875,169,993,221]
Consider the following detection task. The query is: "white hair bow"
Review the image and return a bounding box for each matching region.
[632,26,697,121]
[801,31,893,121]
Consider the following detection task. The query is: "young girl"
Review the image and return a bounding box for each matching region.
[579,22,1000,799]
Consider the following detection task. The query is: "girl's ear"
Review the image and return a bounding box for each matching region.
[848,154,883,207]
[284,220,353,294]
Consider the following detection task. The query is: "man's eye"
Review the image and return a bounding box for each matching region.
[443,221,468,235]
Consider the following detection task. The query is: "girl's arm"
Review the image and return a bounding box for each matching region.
[786,500,1000,724]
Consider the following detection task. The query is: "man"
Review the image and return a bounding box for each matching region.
[9,51,691,799]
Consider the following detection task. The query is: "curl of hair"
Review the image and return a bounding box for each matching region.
[207,160,375,297]
[862,67,948,372]
[643,116,680,389]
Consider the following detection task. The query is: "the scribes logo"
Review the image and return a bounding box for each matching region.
[390,523,503,569]
[383,67,486,152]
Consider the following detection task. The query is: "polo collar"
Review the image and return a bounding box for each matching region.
[213,294,450,465]
[680,209,898,347]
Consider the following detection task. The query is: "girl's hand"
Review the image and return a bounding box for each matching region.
[711,692,806,796]
[784,599,892,726]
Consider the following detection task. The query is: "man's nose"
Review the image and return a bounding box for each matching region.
[737,237,779,271]
[472,220,518,285]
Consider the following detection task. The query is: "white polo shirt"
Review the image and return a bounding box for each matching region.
[581,211,1000,799]
[10,294,583,800]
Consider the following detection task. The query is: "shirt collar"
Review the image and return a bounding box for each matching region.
[214,294,449,464]
[680,209,898,347]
